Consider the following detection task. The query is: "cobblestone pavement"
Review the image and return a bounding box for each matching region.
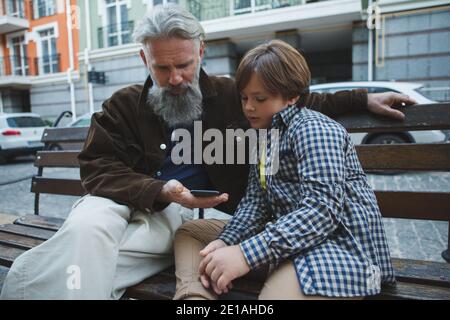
[0,156,448,263]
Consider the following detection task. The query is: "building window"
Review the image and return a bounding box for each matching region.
[7,0,26,18]
[102,0,133,47]
[233,0,274,15]
[37,28,59,74]
[33,0,56,19]
[10,35,29,75]
[150,0,179,6]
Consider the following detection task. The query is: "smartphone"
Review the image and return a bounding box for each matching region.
[190,189,221,197]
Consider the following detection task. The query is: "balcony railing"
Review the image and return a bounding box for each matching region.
[0,0,28,33]
[34,54,61,75]
[187,0,326,21]
[98,21,134,49]
[0,54,61,76]
[1,0,26,18]
[0,55,31,76]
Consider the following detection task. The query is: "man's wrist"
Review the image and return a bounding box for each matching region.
[155,181,173,203]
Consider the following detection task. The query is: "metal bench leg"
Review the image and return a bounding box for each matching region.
[442,222,450,263]
[34,193,40,216]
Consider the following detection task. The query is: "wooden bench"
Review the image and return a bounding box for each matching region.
[0,103,449,300]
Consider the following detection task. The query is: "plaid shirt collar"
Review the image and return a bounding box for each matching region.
[270,104,304,130]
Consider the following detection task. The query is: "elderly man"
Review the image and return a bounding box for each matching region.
[1,4,414,300]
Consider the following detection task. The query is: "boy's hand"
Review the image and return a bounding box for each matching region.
[199,245,250,294]
[200,239,227,257]
[199,239,227,290]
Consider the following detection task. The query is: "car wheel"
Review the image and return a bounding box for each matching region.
[49,144,63,151]
[369,134,409,145]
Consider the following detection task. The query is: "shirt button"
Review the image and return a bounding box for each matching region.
[156,171,162,177]
[160,143,167,150]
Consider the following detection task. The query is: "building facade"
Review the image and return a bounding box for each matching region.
[0,0,79,117]
[2,0,449,121]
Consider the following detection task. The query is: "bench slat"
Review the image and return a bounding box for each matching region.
[357,143,450,171]
[375,191,450,221]
[377,281,450,300]
[125,276,258,300]
[337,103,450,133]
[0,244,26,268]
[31,177,85,196]
[14,215,65,232]
[392,258,450,288]
[0,231,44,250]
[0,224,56,241]
[41,127,88,143]
[125,263,450,300]
[125,272,175,300]
[34,151,80,168]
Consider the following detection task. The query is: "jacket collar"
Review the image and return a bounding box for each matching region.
[137,68,217,115]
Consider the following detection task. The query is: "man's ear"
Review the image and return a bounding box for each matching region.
[140,49,148,67]
[199,41,205,59]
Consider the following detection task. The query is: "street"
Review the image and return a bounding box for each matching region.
[0,155,448,263]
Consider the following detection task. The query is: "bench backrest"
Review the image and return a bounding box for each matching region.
[339,103,450,223]
[31,126,88,215]
[31,103,450,224]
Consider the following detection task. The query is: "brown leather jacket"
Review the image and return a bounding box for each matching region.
[78,70,367,215]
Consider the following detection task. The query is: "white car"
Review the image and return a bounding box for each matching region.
[0,113,48,164]
[47,112,92,151]
[68,113,91,128]
[309,81,447,145]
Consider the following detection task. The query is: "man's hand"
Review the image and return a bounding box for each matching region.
[367,92,417,120]
[198,245,251,294]
[156,179,228,209]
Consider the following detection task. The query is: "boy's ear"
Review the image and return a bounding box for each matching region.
[288,95,300,106]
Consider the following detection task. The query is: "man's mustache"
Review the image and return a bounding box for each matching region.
[160,83,191,95]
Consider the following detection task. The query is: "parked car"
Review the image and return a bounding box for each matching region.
[68,113,92,128]
[309,81,446,145]
[48,112,92,151]
[0,113,48,164]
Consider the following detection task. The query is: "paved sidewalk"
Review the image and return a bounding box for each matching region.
[0,213,19,225]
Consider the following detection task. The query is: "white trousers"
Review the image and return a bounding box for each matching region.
[0,195,220,300]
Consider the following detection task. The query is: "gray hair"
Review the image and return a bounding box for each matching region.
[133,4,205,46]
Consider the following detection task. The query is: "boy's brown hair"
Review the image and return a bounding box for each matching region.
[235,40,311,100]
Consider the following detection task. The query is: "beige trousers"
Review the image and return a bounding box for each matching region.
[0,195,220,300]
[174,219,363,300]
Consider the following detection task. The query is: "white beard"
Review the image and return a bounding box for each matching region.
[146,64,203,128]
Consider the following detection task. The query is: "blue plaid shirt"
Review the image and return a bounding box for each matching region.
[218,106,395,297]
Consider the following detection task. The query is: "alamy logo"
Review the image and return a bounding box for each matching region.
[171,121,280,175]
[66,265,81,290]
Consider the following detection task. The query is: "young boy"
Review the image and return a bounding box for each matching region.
[173,40,395,299]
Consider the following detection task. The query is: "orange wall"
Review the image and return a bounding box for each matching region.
[1,0,79,75]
